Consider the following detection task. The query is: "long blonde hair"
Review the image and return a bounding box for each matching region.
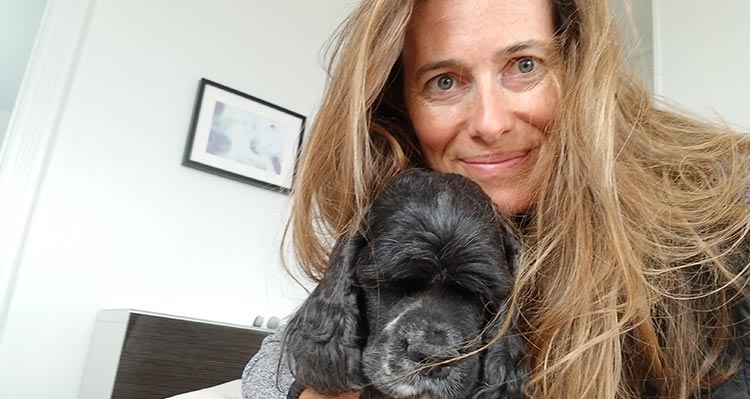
[287,0,750,398]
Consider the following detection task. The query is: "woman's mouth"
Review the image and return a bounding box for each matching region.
[460,151,530,174]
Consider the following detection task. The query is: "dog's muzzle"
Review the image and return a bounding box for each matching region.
[362,293,485,399]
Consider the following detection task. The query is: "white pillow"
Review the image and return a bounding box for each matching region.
[164,379,241,399]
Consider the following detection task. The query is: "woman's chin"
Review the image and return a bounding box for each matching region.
[486,189,534,216]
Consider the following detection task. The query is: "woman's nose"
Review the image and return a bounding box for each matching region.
[469,83,516,143]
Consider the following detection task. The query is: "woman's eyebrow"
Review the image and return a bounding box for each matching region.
[413,40,552,80]
[414,59,462,81]
[493,39,552,59]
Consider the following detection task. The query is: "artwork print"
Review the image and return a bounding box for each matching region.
[183,79,305,193]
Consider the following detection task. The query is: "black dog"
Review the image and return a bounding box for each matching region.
[284,169,527,399]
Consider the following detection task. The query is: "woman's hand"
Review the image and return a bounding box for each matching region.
[299,388,360,399]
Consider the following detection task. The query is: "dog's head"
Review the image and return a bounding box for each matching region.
[284,169,524,399]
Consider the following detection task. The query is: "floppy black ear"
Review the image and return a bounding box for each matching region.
[472,321,529,399]
[501,221,523,276]
[473,225,528,399]
[283,233,368,395]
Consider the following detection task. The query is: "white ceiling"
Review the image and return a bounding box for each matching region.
[0,0,49,112]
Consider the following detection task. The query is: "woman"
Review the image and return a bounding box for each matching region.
[243,0,750,398]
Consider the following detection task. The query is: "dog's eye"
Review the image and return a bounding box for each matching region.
[392,278,428,296]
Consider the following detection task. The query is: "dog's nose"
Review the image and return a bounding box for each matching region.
[422,363,449,378]
[406,342,435,363]
[406,340,457,378]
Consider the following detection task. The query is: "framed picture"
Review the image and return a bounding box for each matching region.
[183,78,306,193]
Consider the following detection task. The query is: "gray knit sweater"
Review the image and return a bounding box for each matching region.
[241,326,293,399]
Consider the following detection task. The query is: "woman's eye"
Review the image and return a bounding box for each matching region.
[516,57,536,74]
[502,56,546,91]
[432,75,454,91]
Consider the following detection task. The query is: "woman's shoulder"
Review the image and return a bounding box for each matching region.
[707,302,750,398]
[728,233,750,285]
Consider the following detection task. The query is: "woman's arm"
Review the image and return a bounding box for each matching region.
[299,389,360,399]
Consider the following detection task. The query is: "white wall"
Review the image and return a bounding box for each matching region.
[0,1,352,398]
[654,0,750,130]
[609,0,654,91]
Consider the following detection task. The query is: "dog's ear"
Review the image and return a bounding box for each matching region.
[472,322,529,399]
[283,233,368,395]
[500,222,523,276]
[474,224,528,399]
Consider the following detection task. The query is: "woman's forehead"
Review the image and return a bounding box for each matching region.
[403,0,555,71]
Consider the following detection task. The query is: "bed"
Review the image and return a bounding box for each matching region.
[80,309,273,399]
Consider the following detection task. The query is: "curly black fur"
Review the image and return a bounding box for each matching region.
[284,169,528,399]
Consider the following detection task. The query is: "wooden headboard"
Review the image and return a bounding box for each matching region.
[80,309,272,399]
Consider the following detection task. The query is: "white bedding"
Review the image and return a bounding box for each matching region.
[164,379,242,399]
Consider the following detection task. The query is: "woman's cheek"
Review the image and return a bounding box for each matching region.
[411,104,463,163]
[414,100,466,137]
[527,80,558,130]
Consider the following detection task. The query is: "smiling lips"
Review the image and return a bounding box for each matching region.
[461,150,530,174]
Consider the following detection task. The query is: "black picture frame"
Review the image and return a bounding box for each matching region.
[183,78,306,193]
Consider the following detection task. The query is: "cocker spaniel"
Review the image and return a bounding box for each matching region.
[284,169,527,399]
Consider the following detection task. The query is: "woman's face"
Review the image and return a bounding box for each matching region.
[403,0,558,215]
